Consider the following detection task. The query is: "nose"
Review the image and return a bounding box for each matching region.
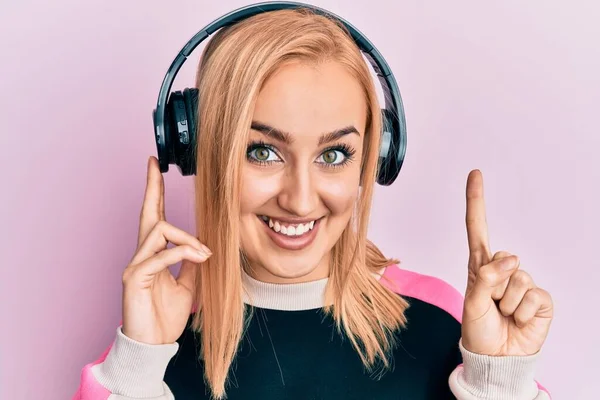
[277,165,319,217]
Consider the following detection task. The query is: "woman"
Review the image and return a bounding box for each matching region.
[73,6,553,400]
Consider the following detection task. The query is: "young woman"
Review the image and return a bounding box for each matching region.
[73,5,553,400]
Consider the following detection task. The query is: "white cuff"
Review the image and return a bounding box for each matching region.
[449,338,547,399]
[91,327,179,398]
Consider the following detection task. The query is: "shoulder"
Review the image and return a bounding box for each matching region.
[379,264,464,323]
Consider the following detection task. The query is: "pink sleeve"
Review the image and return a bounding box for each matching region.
[72,343,114,400]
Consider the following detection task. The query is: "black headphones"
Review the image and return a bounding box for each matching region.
[152,1,407,186]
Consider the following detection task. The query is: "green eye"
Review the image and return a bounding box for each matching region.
[322,150,338,164]
[318,149,346,165]
[255,147,270,161]
[247,143,280,164]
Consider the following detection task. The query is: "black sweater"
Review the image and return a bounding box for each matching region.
[75,265,549,399]
[165,297,462,399]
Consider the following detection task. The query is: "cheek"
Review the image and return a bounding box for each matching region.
[320,175,360,215]
[240,168,281,213]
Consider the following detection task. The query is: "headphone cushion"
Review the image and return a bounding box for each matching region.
[164,90,197,175]
[164,91,186,167]
[183,88,199,144]
[377,108,404,186]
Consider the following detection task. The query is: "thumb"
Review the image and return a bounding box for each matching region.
[177,259,199,293]
[465,255,519,313]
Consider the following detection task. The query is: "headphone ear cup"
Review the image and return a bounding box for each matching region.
[164,89,197,176]
[162,91,184,172]
[181,88,199,176]
[377,108,406,186]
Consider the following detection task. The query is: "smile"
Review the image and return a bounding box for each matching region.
[257,215,323,251]
[259,215,317,236]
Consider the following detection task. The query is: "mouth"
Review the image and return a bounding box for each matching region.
[257,214,323,251]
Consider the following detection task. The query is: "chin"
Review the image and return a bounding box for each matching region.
[261,256,324,281]
[240,213,338,283]
[246,245,330,283]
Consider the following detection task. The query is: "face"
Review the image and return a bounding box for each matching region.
[239,60,367,283]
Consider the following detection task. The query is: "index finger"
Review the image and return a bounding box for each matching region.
[137,156,165,248]
[465,169,492,264]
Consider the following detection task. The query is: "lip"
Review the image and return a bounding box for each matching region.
[258,215,322,251]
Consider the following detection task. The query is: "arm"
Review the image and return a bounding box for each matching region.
[448,338,551,400]
[72,327,178,400]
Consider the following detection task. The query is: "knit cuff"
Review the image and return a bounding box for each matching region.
[448,338,543,399]
[91,326,179,398]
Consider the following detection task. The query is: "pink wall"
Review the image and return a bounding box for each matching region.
[1,0,598,398]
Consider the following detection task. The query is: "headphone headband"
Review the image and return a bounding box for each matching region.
[152,1,407,185]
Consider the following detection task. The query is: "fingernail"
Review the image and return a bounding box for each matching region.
[196,249,210,259]
[196,249,206,257]
[502,256,517,270]
[201,245,212,255]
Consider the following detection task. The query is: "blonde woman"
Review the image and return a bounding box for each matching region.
[73,4,553,400]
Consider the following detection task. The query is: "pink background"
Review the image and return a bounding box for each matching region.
[1,0,598,398]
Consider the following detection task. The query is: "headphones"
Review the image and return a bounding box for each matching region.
[152,1,407,186]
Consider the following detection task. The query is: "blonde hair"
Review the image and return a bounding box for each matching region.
[191,8,409,398]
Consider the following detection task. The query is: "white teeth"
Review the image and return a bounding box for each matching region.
[266,217,317,236]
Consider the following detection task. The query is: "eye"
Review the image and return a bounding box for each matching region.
[318,149,346,165]
[316,143,356,168]
[246,141,281,165]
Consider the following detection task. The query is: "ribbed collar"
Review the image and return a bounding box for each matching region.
[241,269,330,311]
[241,268,386,311]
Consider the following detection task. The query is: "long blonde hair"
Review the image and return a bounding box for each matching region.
[191,8,409,398]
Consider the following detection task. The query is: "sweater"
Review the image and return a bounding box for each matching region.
[72,265,551,399]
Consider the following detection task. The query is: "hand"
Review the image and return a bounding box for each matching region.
[121,156,212,345]
[461,170,553,356]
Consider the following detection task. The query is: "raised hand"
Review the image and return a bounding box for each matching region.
[121,156,211,345]
[461,170,553,356]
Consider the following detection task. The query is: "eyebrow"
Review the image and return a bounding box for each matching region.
[250,120,360,146]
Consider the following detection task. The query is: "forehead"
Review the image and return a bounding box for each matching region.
[252,61,367,139]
